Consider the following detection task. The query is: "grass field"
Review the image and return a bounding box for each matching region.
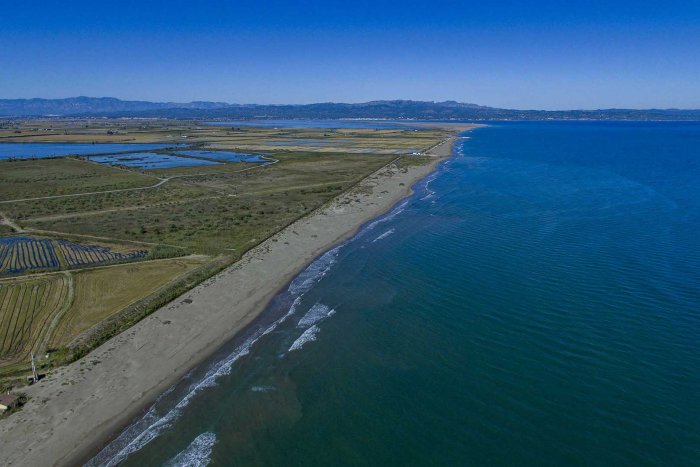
[20,152,397,253]
[49,257,205,349]
[0,158,157,201]
[2,180,214,221]
[0,274,70,363]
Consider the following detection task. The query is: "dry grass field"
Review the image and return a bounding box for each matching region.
[0,274,70,364]
[49,257,206,348]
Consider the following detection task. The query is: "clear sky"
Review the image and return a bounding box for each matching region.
[2,0,700,109]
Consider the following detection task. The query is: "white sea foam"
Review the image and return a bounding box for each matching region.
[287,246,342,295]
[288,325,320,351]
[89,312,289,466]
[165,432,217,467]
[297,303,335,328]
[372,228,396,243]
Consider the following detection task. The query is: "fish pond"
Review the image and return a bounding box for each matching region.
[0,143,175,160]
[174,150,267,163]
[89,152,221,169]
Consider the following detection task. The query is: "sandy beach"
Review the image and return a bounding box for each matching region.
[0,131,468,467]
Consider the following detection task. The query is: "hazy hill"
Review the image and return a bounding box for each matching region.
[1,97,699,120]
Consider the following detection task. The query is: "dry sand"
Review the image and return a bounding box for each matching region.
[0,132,469,466]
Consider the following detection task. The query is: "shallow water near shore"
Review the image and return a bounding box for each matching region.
[91,121,700,466]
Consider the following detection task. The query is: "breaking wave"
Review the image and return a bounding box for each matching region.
[87,292,304,466]
[288,246,342,295]
[297,303,335,328]
[372,228,396,243]
[289,325,320,352]
[165,432,217,467]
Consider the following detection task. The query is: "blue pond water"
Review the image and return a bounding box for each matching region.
[0,143,173,160]
[174,150,267,163]
[91,121,700,466]
[89,152,220,169]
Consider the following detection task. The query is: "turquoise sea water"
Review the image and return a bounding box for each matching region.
[90,122,700,466]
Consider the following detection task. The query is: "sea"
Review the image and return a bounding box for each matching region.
[88,121,700,466]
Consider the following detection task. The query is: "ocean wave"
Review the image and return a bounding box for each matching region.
[360,198,410,236]
[289,325,320,352]
[288,246,342,295]
[297,303,335,328]
[165,432,217,467]
[372,228,396,242]
[88,304,297,466]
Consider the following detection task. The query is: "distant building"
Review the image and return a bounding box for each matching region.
[0,393,19,412]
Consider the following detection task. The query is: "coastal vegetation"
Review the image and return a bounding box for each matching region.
[0,157,155,199]
[0,120,449,383]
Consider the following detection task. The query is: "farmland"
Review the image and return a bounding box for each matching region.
[0,236,149,276]
[0,237,60,275]
[0,257,207,376]
[49,257,207,350]
[57,240,147,268]
[0,119,450,381]
[0,274,70,365]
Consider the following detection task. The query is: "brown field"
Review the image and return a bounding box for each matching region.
[0,274,71,364]
[49,257,206,348]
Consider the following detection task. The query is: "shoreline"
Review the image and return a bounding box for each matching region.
[0,131,468,467]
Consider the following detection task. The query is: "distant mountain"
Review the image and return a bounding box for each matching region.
[1,96,700,120]
[0,96,230,117]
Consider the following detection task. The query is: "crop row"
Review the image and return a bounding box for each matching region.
[57,240,147,268]
[0,237,60,276]
[0,275,68,359]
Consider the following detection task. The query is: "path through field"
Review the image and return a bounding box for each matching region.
[0,156,278,205]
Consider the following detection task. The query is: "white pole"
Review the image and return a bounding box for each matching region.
[31,353,38,383]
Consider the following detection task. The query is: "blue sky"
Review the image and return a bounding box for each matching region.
[2,0,700,109]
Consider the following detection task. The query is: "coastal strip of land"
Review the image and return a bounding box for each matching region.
[0,130,468,467]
